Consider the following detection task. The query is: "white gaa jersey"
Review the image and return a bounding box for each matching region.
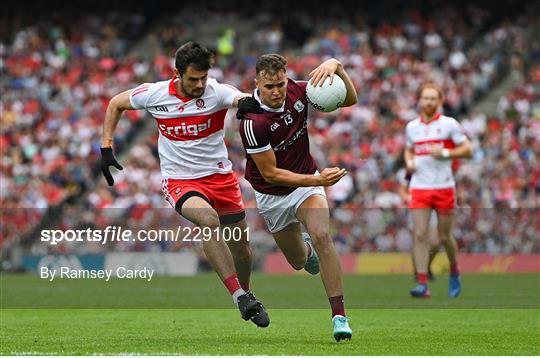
[129,77,239,179]
[405,114,467,189]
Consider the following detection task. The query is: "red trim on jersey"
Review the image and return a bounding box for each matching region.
[420,113,442,124]
[132,86,149,97]
[414,139,456,156]
[156,109,227,141]
[169,76,194,102]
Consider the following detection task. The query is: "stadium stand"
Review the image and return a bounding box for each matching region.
[1,0,538,265]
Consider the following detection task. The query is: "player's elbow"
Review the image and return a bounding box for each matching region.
[108,95,123,112]
[341,89,358,107]
[342,96,357,107]
[260,169,280,185]
[463,142,473,158]
[109,92,131,112]
[109,94,121,106]
[261,172,279,185]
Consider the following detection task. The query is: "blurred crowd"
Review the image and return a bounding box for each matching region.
[1,10,153,243]
[1,0,538,258]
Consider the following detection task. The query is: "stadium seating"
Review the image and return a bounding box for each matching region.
[1,0,538,258]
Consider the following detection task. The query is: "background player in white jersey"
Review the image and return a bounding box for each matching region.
[238,54,357,341]
[99,41,269,326]
[404,83,472,298]
[395,153,440,282]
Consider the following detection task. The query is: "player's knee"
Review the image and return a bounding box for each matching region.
[310,230,332,251]
[414,230,429,242]
[412,223,429,240]
[438,233,451,243]
[197,214,221,230]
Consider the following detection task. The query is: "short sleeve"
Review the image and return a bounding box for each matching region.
[405,123,414,149]
[240,118,272,154]
[214,82,241,108]
[450,118,467,144]
[129,83,153,109]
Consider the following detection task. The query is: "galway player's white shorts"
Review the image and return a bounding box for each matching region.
[254,185,326,233]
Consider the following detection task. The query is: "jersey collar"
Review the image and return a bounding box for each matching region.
[254,89,285,113]
[169,76,194,102]
[420,112,442,124]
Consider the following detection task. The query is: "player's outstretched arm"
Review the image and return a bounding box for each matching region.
[308,58,357,107]
[100,89,134,186]
[250,149,347,187]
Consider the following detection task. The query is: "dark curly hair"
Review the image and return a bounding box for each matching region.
[174,41,214,75]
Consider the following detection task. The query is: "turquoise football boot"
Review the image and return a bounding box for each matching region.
[332,315,352,342]
[302,232,319,275]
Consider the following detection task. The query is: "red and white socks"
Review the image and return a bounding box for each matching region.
[223,273,245,305]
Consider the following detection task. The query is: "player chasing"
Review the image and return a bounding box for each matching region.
[238,54,357,341]
[404,83,472,298]
[100,41,270,327]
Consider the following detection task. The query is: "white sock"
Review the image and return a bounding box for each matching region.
[306,242,313,259]
[232,288,246,306]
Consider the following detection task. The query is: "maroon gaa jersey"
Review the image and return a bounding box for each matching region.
[239,79,318,195]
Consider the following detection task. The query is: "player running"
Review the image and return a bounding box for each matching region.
[404,82,472,298]
[238,54,357,341]
[100,41,269,327]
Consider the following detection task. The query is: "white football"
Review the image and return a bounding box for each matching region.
[306,75,347,112]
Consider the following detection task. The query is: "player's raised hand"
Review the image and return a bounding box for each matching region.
[319,167,347,186]
[309,59,341,87]
[100,147,123,186]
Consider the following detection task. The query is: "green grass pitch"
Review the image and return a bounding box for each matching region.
[1,273,539,355]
